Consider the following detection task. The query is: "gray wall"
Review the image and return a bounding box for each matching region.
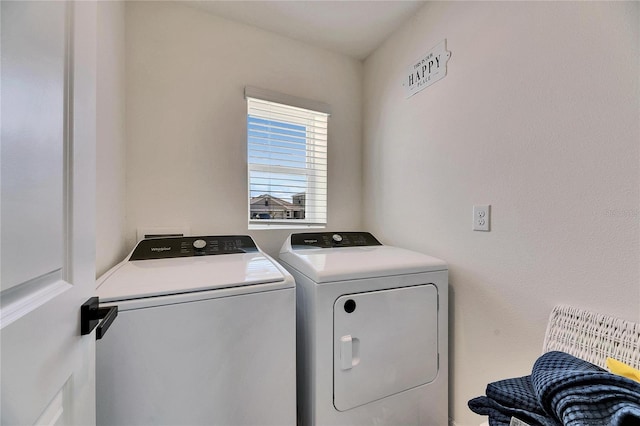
[96,0,127,276]
[124,1,363,257]
[362,2,639,424]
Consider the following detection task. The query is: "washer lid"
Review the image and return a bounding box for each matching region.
[279,244,447,283]
[97,244,289,303]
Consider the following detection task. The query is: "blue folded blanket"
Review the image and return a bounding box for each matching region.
[468,351,640,426]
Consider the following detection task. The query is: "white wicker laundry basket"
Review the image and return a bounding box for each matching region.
[542,304,640,370]
[478,305,640,426]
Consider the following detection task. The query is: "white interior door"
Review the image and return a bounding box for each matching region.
[1,1,97,424]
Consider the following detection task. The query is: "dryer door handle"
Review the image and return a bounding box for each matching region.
[340,335,353,370]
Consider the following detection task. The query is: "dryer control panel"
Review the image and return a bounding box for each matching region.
[290,232,382,249]
[130,235,259,260]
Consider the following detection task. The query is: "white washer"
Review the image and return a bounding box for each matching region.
[95,235,296,426]
[279,232,448,426]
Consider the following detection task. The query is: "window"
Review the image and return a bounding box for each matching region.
[246,87,330,229]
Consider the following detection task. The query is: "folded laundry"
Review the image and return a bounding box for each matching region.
[469,351,640,426]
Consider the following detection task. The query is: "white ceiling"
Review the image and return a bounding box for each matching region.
[184,1,426,60]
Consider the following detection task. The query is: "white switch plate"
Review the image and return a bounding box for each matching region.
[473,205,490,231]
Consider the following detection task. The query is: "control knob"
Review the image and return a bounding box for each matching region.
[332,234,343,243]
[193,239,207,250]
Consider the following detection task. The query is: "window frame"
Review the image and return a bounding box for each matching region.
[245,87,330,230]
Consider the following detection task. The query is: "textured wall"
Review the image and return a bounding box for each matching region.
[124,1,363,257]
[362,2,639,424]
[96,0,127,277]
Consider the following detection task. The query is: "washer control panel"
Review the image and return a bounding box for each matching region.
[290,232,382,249]
[130,235,259,260]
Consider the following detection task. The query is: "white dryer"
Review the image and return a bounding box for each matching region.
[279,232,448,426]
[95,235,296,426]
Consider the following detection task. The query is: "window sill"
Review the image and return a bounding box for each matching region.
[249,222,326,231]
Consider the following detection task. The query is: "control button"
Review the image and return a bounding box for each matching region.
[332,234,343,243]
[193,239,207,249]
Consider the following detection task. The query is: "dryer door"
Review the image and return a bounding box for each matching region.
[333,284,438,411]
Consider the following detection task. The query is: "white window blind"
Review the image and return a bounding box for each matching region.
[246,90,329,228]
